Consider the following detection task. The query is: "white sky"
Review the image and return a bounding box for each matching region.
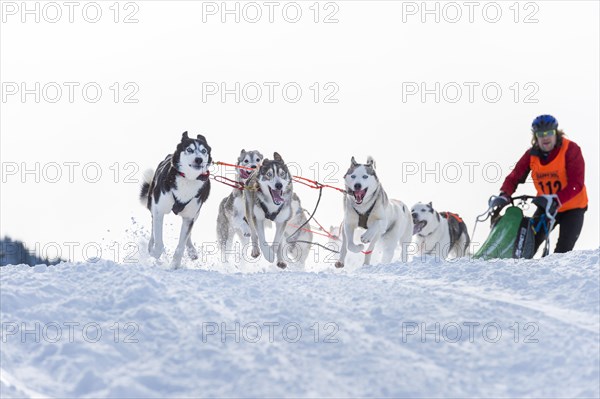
[1,0,598,263]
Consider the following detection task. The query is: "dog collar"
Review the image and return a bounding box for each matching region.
[178,171,210,181]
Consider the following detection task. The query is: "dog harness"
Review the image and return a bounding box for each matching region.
[354,201,377,229]
[419,211,467,255]
[440,212,466,251]
[441,212,463,224]
[258,201,284,221]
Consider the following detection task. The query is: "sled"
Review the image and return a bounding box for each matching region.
[472,195,557,260]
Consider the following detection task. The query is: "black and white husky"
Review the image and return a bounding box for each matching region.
[216,149,263,262]
[411,202,470,260]
[335,156,413,268]
[140,132,212,269]
[244,152,312,269]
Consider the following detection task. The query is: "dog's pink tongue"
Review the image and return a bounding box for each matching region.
[240,169,250,179]
[354,189,367,203]
[272,189,284,204]
[413,221,424,234]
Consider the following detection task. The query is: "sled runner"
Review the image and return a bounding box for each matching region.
[473,195,557,260]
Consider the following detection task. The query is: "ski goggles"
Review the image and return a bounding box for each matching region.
[535,129,556,138]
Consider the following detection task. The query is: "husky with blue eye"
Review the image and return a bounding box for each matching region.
[244,152,312,269]
[140,131,212,269]
[335,156,413,268]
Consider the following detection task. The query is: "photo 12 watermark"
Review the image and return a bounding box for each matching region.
[401,2,539,24]
[215,161,341,186]
[0,240,142,265]
[201,1,339,24]
[1,321,140,344]
[401,321,540,344]
[401,82,539,104]
[1,161,141,184]
[400,161,509,184]
[1,82,140,104]
[1,1,140,23]
[200,321,340,343]
[201,82,340,104]
[201,240,341,265]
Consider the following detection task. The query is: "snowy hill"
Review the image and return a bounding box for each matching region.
[1,249,599,398]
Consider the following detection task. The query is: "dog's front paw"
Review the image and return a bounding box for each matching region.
[348,242,364,253]
[170,259,182,270]
[187,247,199,260]
[360,231,375,244]
[150,246,164,259]
[335,261,344,268]
[251,246,260,258]
[277,261,287,269]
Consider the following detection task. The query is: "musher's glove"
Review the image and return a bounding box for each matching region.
[489,194,510,209]
[532,194,560,217]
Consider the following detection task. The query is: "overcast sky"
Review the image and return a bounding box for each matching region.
[1,1,598,263]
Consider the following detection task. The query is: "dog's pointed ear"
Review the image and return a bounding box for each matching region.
[273,152,283,162]
[427,202,434,213]
[182,131,189,141]
[196,134,207,142]
[351,156,358,167]
[366,156,375,169]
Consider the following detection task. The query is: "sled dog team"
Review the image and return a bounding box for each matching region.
[140,132,470,269]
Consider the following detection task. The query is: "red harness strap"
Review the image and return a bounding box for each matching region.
[442,212,463,224]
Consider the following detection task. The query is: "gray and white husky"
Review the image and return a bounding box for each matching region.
[140,132,212,269]
[335,156,413,268]
[216,149,263,262]
[411,202,470,260]
[244,152,312,269]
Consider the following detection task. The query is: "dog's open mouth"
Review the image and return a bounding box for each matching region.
[239,169,251,179]
[353,188,368,204]
[413,220,427,234]
[269,187,284,206]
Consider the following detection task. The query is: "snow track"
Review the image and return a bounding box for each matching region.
[1,249,598,398]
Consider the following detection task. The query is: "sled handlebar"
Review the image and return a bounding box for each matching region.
[510,195,536,203]
[478,194,556,222]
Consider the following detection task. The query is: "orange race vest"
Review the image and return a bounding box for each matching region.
[530,138,588,212]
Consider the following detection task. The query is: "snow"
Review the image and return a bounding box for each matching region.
[1,249,599,398]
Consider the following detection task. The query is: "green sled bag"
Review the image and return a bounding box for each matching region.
[474,206,536,260]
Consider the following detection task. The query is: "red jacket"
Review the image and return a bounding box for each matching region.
[500,138,586,206]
